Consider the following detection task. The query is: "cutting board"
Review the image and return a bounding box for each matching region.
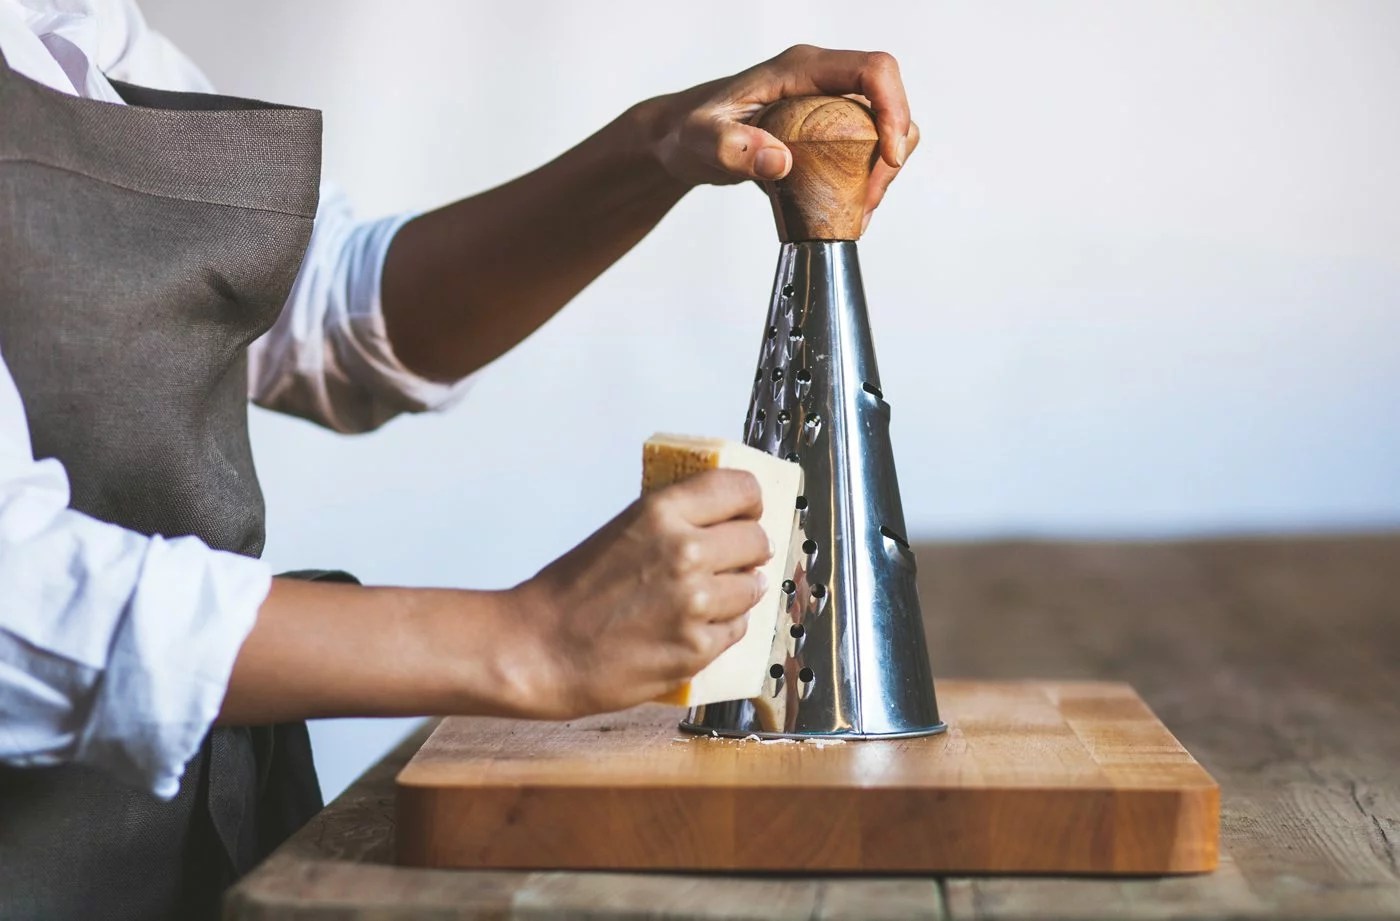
[395,680,1218,874]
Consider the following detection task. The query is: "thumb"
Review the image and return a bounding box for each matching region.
[714,123,791,181]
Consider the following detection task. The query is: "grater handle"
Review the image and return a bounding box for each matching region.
[754,96,880,243]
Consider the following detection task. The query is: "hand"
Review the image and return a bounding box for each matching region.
[509,470,773,719]
[647,44,921,233]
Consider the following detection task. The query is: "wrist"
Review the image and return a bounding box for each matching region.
[619,93,694,198]
[407,586,542,720]
[474,582,572,720]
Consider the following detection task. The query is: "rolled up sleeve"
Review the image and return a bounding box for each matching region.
[0,480,270,798]
[248,182,477,434]
[0,358,270,798]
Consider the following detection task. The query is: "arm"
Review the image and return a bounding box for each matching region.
[220,470,772,725]
[0,347,269,798]
[381,45,921,382]
[1,329,768,788]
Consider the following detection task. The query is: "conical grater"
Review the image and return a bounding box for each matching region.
[681,97,946,739]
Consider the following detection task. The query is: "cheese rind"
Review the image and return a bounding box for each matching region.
[642,433,803,708]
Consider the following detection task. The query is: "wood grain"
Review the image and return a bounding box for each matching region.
[924,537,1400,920]
[754,96,879,242]
[394,680,1217,874]
[225,535,1400,920]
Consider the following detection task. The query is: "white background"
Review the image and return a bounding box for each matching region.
[141,0,1400,800]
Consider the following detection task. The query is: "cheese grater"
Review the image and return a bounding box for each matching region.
[680,97,947,739]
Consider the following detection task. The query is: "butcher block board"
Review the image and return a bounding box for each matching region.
[395,680,1218,875]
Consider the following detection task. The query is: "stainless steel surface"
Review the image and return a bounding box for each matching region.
[682,242,946,739]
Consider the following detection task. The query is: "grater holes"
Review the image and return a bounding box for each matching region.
[785,451,801,463]
[862,381,884,400]
[782,283,796,298]
[749,408,766,441]
[784,325,803,361]
[799,667,815,683]
[769,663,785,679]
[790,623,805,639]
[880,525,911,549]
[795,494,808,527]
[767,325,778,339]
[794,368,812,401]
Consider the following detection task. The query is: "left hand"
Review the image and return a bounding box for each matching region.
[648,44,920,233]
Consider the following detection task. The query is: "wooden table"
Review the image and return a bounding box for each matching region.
[225,535,1400,920]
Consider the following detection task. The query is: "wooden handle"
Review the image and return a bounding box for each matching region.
[754,96,879,242]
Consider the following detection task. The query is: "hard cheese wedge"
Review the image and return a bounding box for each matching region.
[641,433,803,708]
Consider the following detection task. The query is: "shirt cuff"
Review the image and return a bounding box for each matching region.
[73,537,272,799]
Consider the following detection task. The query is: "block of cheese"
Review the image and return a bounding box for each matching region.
[641,433,803,708]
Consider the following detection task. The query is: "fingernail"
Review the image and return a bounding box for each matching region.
[861,211,872,235]
[895,134,909,167]
[755,147,787,180]
[755,570,769,595]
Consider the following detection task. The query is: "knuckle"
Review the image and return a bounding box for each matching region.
[674,580,710,618]
[683,623,712,659]
[779,43,816,61]
[639,494,673,528]
[866,50,899,73]
[672,536,704,571]
[713,133,740,169]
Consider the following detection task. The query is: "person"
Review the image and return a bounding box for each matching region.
[0,1,919,916]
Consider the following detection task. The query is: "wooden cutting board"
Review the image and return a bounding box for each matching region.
[395,680,1218,874]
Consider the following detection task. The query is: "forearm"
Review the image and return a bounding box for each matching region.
[218,577,532,725]
[380,98,689,382]
[220,466,773,729]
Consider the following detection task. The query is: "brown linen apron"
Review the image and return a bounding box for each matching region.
[0,47,329,919]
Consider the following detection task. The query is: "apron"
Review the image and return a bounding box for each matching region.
[0,47,333,919]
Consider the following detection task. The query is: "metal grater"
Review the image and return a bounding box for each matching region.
[680,97,946,739]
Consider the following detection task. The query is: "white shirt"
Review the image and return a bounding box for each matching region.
[0,0,473,797]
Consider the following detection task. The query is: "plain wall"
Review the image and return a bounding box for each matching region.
[139,0,1400,800]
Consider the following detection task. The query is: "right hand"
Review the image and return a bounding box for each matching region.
[510,469,773,719]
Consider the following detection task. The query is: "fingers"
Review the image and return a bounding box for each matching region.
[653,469,763,527]
[764,45,911,168]
[698,519,772,573]
[695,572,767,623]
[671,46,912,187]
[863,120,921,233]
[664,609,752,688]
[715,123,792,181]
